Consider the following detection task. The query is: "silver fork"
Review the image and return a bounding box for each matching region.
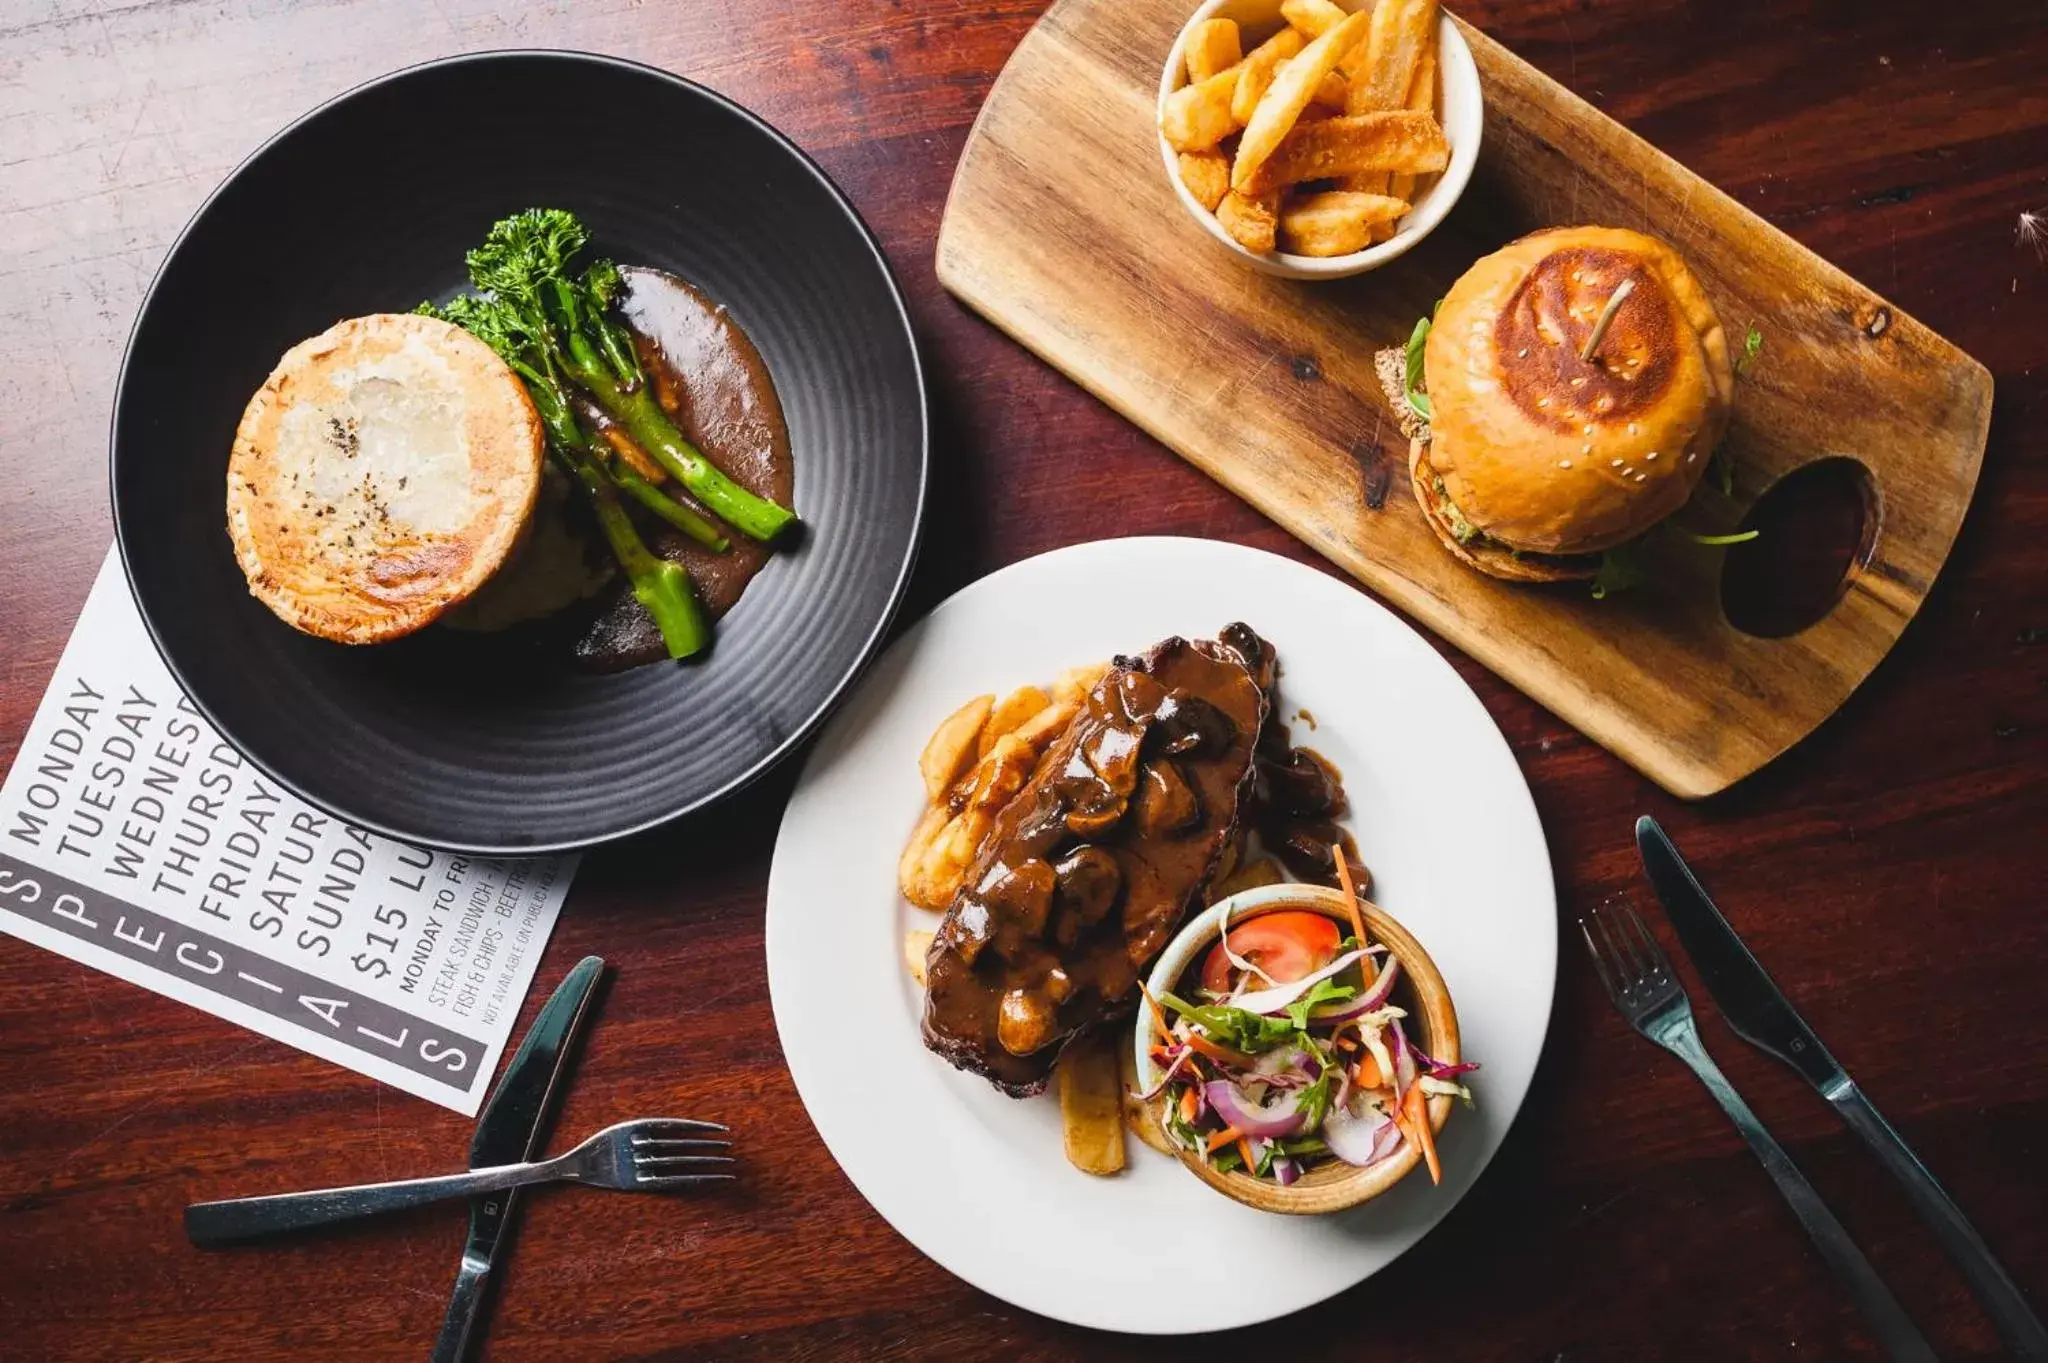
[185,1117,733,1247]
[1580,898,1936,1363]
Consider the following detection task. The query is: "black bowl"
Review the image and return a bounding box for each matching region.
[112,52,926,854]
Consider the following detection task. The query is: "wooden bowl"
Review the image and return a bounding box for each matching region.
[1133,883,1461,1214]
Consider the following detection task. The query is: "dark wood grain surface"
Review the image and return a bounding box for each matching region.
[1,1,2043,1358]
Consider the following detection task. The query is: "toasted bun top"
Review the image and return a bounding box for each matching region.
[226,313,544,644]
[1423,227,1733,555]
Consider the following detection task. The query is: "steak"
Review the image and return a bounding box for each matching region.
[921,624,1273,1095]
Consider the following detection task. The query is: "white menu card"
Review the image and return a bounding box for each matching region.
[0,550,575,1115]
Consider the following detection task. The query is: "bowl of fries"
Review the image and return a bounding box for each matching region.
[1157,0,1481,278]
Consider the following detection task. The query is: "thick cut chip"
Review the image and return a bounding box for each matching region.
[1279,190,1410,256]
[1281,0,1371,78]
[1232,9,1369,190]
[898,804,950,905]
[1348,0,1439,114]
[1228,27,1307,124]
[1120,1043,1177,1155]
[1060,1030,1127,1176]
[1184,18,1242,82]
[904,929,934,986]
[1179,149,1231,211]
[1052,662,1111,707]
[1216,189,1281,253]
[1241,110,1447,194]
[920,693,994,801]
[1160,68,1243,152]
[1383,44,1439,234]
[981,685,1051,758]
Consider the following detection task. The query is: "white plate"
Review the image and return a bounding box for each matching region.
[765,538,1555,1333]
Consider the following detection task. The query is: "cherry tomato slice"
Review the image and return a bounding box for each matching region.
[1199,910,1342,994]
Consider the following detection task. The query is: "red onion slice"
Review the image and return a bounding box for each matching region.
[1204,1079,1306,1139]
[1304,958,1402,1024]
[1324,1099,1395,1165]
[1391,1019,1417,1098]
[1271,1155,1301,1186]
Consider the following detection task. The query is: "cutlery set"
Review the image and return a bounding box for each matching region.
[182,822,2039,1361]
[1594,818,2045,1361]
[185,955,734,1361]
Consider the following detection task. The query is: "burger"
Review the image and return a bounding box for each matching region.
[1381,226,1736,586]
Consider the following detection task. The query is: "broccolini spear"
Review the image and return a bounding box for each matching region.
[419,295,711,660]
[463,209,797,544]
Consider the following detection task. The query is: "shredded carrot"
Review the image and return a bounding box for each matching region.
[1402,1083,1441,1185]
[1138,982,1173,1042]
[1205,1125,1243,1153]
[1335,1034,1359,1053]
[1331,848,1368,953]
[1179,1085,1199,1125]
[1236,1136,1258,1172]
[1182,1029,1256,1069]
[1355,1052,1384,1089]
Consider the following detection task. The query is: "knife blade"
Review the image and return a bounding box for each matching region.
[1634,818,1843,1091]
[1636,817,2048,1360]
[429,955,605,1363]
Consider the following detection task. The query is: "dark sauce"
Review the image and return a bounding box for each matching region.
[1250,728,1368,894]
[574,266,794,671]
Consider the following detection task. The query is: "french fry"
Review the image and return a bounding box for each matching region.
[1051,661,1109,707]
[1216,189,1280,253]
[1241,110,1448,195]
[1228,27,1306,125]
[919,693,993,802]
[980,685,1050,757]
[1382,45,1438,235]
[1059,1030,1127,1176]
[1347,0,1438,115]
[1010,698,1080,753]
[1120,1042,1177,1156]
[1279,190,1410,256]
[1233,9,1369,191]
[1311,69,1350,110]
[1160,68,1243,153]
[1177,150,1231,211]
[897,804,949,905]
[1280,0,1347,37]
[1281,0,1371,79]
[903,929,933,987]
[1183,17,1242,83]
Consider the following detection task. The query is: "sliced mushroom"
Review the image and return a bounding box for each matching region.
[1133,760,1201,836]
[997,987,1058,1056]
[1256,747,1341,818]
[1149,692,1237,757]
[973,856,1056,939]
[1052,845,1122,927]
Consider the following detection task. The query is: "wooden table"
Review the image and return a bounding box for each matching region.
[2,1,2043,1358]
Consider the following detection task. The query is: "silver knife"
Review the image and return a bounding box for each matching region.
[429,955,606,1363]
[1637,817,2048,1361]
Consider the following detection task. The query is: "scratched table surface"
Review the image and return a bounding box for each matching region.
[2,1,2045,1359]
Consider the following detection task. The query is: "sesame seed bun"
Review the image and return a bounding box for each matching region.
[1418,227,1734,570]
[226,313,545,644]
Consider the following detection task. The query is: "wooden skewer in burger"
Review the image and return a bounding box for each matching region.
[1384,226,1736,583]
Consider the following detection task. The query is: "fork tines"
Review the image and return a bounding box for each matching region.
[1579,895,1682,1020]
[630,1119,736,1186]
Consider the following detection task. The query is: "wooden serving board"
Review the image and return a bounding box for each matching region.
[935,0,1991,798]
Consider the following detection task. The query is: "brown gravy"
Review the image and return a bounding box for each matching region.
[574,266,794,671]
[921,629,1271,1095]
